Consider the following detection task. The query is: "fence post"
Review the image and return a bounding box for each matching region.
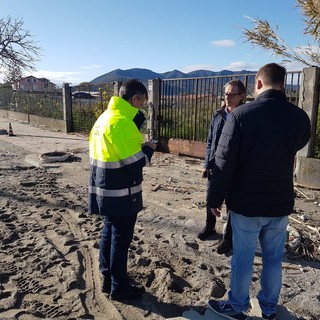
[62,83,73,133]
[147,78,161,140]
[297,67,320,157]
[295,66,320,189]
[113,81,122,95]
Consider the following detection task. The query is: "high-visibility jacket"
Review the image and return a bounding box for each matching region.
[88,96,153,217]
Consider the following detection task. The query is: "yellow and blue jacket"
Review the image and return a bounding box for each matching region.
[88,96,154,217]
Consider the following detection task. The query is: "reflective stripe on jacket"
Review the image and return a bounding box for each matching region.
[88,96,149,217]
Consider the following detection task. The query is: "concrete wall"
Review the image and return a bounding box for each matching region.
[0,109,29,122]
[0,109,66,132]
[295,156,320,190]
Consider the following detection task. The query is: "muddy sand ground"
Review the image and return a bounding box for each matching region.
[0,119,319,320]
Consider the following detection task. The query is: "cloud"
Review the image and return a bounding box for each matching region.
[210,40,236,47]
[282,61,306,71]
[80,64,102,70]
[182,64,215,73]
[223,61,259,71]
[31,70,86,85]
[0,65,102,85]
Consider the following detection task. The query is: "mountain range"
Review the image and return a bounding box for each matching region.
[90,68,257,84]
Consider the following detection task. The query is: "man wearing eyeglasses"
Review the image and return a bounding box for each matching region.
[198,79,246,256]
[207,63,311,320]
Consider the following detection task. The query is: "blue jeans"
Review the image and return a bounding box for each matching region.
[228,211,288,316]
[99,214,137,291]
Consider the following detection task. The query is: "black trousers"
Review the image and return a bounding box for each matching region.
[205,206,232,241]
[206,172,232,240]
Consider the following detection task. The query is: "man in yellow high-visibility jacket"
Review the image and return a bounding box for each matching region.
[88,79,156,301]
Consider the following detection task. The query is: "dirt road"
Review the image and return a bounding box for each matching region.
[0,119,319,320]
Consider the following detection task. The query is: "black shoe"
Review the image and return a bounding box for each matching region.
[216,238,232,254]
[262,312,276,319]
[208,300,247,320]
[198,225,216,240]
[101,277,111,294]
[110,283,145,301]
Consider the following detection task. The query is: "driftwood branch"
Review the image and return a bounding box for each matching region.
[254,261,306,272]
[294,186,311,200]
[289,216,320,235]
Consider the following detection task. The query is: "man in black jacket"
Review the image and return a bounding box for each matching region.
[206,63,311,320]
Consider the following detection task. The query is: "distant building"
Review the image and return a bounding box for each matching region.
[12,76,56,92]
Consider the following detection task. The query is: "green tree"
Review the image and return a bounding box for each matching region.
[242,0,320,67]
[0,16,41,73]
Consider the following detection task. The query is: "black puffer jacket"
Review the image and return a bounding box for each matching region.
[207,89,311,217]
[204,107,227,170]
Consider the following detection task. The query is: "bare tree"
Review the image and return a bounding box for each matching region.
[3,63,24,84]
[242,0,320,67]
[0,16,41,73]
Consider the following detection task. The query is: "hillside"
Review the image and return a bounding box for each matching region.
[90,68,257,84]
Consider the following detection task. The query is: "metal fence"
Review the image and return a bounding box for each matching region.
[70,82,114,132]
[0,70,306,140]
[158,71,302,142]
[0,83,114,132]
[0,87,64,119]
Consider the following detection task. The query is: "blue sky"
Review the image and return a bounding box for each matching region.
[0,0,313,85]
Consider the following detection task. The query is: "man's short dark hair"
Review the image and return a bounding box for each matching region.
[256,63,286,86]
[119,79,148,101]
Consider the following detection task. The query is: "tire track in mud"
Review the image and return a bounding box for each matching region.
[0,164,149,320]
[54,190,153,320]
[39,207,124,320]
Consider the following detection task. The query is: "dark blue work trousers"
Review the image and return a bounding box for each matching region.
[99,213,138,291]
[206,172,232,240]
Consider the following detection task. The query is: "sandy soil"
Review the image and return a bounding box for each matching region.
[0,135,319,320]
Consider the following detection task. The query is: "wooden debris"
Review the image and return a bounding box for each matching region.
[289,216,320,235]
[254,261,306,272]
[152,184,161,192]
[294,186,311,200]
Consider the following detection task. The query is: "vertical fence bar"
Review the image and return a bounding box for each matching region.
[173,79,177,138]
[177,79,181,138]
[183,79,188,139]
[193,79,199,141]
[296,72,300,103]
[198,78,203,141]
[185,80,190,140]
[162,81,167,138]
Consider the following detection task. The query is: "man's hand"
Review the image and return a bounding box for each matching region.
[202,169,209,178]
[143,140,157,150]
[210,207,222,217]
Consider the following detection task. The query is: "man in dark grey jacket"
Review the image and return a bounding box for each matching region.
[206,63,311,320]
[198,80,246,255]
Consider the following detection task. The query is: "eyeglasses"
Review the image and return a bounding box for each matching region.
[224,92,240,97]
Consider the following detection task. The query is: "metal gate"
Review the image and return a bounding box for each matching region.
[158,72,301,143]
